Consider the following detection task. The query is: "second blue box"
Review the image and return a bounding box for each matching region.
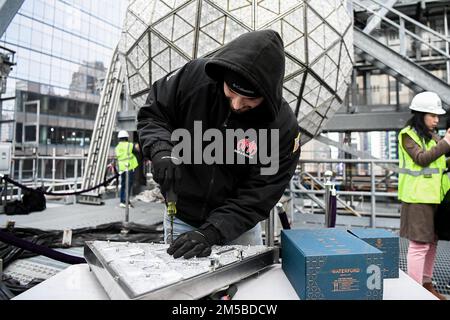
[347,228,399,278]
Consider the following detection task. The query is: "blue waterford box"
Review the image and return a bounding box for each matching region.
[281,228,384,300]
[347,228,399,279]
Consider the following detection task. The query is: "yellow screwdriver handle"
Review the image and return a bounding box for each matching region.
[167,201,177,217]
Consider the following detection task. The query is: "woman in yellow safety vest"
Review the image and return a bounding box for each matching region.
[398,91,450,300]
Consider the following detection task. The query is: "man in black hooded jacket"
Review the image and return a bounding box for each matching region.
[137,30,301,259]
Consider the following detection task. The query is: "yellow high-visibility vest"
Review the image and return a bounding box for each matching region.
[115,141,138,173]
[398,126,448,203]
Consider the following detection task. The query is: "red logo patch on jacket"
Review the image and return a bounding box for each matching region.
[235,138,257,159]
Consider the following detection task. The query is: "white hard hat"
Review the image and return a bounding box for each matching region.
[409,92,446,115]
[118,130,129,139]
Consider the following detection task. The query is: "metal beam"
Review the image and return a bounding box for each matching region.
[363,0,398,34]
[323,111,411,132]
[354,28,450,106]
[0,0,25,37]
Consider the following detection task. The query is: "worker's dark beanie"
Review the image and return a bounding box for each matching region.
[223,70,260,98]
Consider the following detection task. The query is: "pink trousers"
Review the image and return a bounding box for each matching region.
[407,240,438,284]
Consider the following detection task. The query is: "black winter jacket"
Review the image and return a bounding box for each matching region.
[137,30,300,243]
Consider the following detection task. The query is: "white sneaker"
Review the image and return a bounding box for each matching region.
[120,202,134,208]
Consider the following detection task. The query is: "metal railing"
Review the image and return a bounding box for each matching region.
[354,0,450,81]
[354,0,450,58]
[6,152,117,199]
[294,158,400,228]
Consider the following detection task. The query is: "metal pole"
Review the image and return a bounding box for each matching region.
[4,176,7,206]
[1,177,6,212]
[41,157,45,183]
[11,158,14,180]
[115,167,119,198]
[81,155,85,183]
[125,165,130,222]
[18,159,23,198]
[351,68,357,107]
[415,24,422,60]
[32,155,36,188]
[73,159,78,204]
[289,177,295,224]
[395,79,400,111]
[445,8,450,84]
[0,258,3,283]
[324,184,331,226]
[64,157,67,180]
[370,162,376,228]
[10,159,14,198]
[324,171,333,227]
[311,175,315,214]
[52,148,56,186]
[399,17,406,56]
[265,208,275,247]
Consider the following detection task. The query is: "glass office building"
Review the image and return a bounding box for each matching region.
[0,0,127,155]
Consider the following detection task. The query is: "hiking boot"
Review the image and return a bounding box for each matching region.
[423,282,447,300]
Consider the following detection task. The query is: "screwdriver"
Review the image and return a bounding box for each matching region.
[166,186,177,244]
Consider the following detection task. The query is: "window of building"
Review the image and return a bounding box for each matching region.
[67,129,84,146]
[15,123,23,143]
[24,125,37,142]
[46,126,56,144]
[67,100,82,116]
[48,96,65,115]
[85,103,98,119]
[84,130,92,145]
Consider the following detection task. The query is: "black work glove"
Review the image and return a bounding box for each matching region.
[167,225,221,259]
[151,150,181,193]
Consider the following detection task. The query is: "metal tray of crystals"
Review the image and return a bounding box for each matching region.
[84,241,278,300]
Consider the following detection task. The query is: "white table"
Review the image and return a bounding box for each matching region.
[13,263,437,300]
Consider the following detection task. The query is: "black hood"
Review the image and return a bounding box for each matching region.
[205,30,285,122]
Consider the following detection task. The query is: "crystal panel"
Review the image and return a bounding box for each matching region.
[119,0,354,141]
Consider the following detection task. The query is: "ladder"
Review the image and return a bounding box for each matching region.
[78,48,124,205]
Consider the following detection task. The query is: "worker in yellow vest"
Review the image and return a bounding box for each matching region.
[115,130,139,208]
[398,91,450,300]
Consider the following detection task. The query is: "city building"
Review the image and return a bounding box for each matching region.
[0,0,127,159]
